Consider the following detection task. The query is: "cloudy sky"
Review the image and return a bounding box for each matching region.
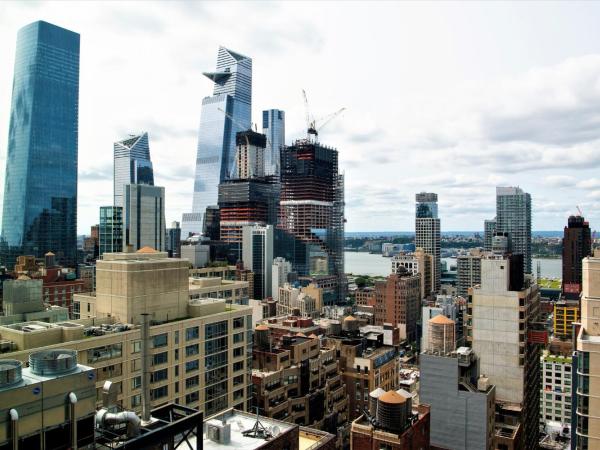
[2,2,600,233]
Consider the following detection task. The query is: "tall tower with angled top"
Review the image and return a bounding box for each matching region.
[183,47,252,236]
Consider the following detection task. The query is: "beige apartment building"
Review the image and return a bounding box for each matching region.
[575,255,600,449]
[0,249,253,419]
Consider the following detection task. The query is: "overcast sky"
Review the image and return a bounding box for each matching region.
[2,2,600,233]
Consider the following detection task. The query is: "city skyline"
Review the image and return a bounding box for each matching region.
[3,3,600,233]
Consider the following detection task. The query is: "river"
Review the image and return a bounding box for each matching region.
[344,251,562,279]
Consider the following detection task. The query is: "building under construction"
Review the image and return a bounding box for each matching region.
[278,139,345,303]
[217,130,279,245]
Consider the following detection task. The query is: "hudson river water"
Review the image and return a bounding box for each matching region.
[345,251,562,279]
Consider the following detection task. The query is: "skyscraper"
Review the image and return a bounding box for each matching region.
[468,255,541,449]
[185,47,252,235]
[496,186,532,274]
[1,21,80,268]
[113,132,154,208]
[562,215,592,299]
[262,109,285,177]
[99,206,123,256]
[278,139,345,302]
[574,254,600,449]
[242,224,274,300]
[123,184,166,251]
[415,192,441,293]
[483,218,496,251]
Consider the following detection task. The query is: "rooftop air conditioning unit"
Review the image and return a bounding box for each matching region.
[206,420,231,444]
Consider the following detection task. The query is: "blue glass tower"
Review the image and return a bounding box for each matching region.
[187,47,252,234]
[113,132,154,208]
[1,21,80,268]
[262,109,285,177]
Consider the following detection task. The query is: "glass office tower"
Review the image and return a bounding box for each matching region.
[99,206,123,256]
[1,21,80,268]
[113,132,154,208]
[186,47,252,235]
[496,186,532,274]
[262,109,285,177]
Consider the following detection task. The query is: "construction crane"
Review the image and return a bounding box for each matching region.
[577,205,584,217]
[302,89,345,142]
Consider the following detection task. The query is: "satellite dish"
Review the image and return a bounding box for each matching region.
[271,425,280,437]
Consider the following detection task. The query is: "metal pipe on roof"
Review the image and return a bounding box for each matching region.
[9,409,18,450]
[69,392,78,450]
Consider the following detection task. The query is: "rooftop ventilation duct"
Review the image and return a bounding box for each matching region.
[28,349,77,376]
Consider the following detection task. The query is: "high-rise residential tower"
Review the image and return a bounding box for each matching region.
[415,192,441,293]
[484,218,496,251]
[1,21,80,268]
[496,186,532,274]
[242,224,274,300]
[185,47,252,235]
[467,255,541,449]
[113,132,154,208]
[562,215,592,299]
[574,254,600,449]
[262,109,285,177]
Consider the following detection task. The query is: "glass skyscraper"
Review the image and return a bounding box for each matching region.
[99,206,123,256]
[496,186,532,274]
[185,47,252,235]
[262,109,285,177]
[415,192,441,293]
[1,21,80,268]
[113,132,154,208]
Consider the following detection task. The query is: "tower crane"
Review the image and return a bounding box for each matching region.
[302,89,346,142]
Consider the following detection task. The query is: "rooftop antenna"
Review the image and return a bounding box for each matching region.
[241,407,272,440]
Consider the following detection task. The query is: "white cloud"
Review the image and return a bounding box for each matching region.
[2,2,600,232]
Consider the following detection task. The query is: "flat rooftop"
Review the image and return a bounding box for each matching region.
[200,409,295,450]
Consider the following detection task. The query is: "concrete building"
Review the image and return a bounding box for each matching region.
[181,238,210,268]
[420,347,495,450]
[391,247,433,299]
[457,249,482,298]
[124,184,166,251]
[467,255,541,449]
[2,277,43,316]
[415,192,441,293]
[277,283,322,318]
[189,277,249,305]
[574,255,600,449]
[562,215,592,299]
[242,225,274,300]
[374,270,421,342]
[496,186,532,274]
[350,391,430,450]
[540,351,572,427]
[272,257,292,301]
[252,326,348,447]
[0,248,254,419]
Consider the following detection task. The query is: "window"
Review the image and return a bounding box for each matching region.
[132,394,141,407]
[131,376,141,390]
[185,392,199,404]
[174,330,179,344]
[152,352,168,366]
[186,360,199,373]
[151,368,168,383]
[206,352,228,370]
[206,366,228,385]
[233,347,244,358]
[205,337,227,355]
[186,375,200,389]
[186,326,199,341]
[153,333,168,348]
[233,361,244,372]
[186,344,199,357]
[233,374,244,386]
[233,317,244,329]
[205,321,228,340]
[131,341,141,354]
[152,385,168,399]
[233,332,244,344]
